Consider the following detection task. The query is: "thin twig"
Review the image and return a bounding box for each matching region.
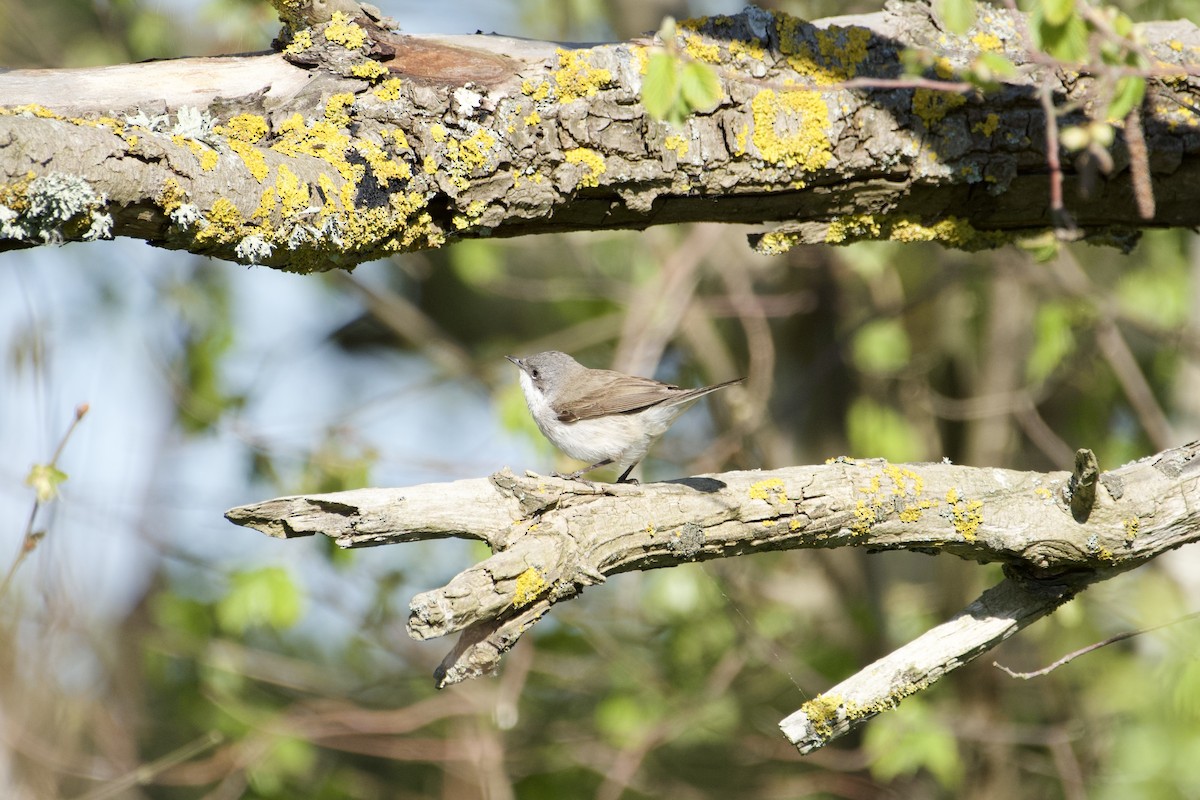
[0,402,90,602]
[1124,106,1155,220]
[1039,82,1073,234]
[994,609,1200,679]
[74,732,224,800]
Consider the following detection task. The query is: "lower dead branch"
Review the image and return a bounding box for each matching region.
[225,441,1200,752]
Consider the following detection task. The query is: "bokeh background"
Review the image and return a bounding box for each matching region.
[3,0,1200,797]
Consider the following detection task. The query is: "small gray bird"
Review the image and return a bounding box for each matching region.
[507,350,742,483]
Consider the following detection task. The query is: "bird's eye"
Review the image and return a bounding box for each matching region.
[530,369,540,379]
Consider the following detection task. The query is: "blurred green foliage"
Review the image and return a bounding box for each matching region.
[4,1,1200,799]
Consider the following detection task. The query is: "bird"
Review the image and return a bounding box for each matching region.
[507,350,742,483]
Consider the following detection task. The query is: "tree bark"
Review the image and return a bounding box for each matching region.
[2,2,1199,268]
[225,441,1200,753]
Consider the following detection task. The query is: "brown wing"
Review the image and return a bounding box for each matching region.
[553,371,681,422]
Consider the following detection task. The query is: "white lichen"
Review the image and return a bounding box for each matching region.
[234,234,274,264]
[169,203,204,230]
[172,106,220,147]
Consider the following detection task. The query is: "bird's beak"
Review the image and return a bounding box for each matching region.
[505,355,522,368]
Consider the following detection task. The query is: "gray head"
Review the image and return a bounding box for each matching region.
[506,351,584,397]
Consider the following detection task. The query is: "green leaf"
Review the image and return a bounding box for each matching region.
[1026,303,1076,384]
[1107,76,1146,121]
[1016,230,1060,263]
[679,61,722,114]
[216,567,302,634]
[450,239,503,286]
[852,319,911,375]
[25,463,68,503]
[975,51,1016,79]
[938,0,976,35]
[1032,8,1089,63]
[642,52,680,122]
[595,693,658,747]
[247,737,316,796]
[865,698,963,789]
[1041,0,1076,27]
[845,398,922,462]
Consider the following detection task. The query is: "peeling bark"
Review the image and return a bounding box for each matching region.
[226,441,1200,752]
[1,2,1199,268]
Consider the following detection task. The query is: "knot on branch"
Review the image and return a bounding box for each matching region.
[270,0,393,31]
[1067,447,1099,521]
[1001,563,1095,605]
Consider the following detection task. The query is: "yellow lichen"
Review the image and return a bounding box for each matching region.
[252,187,277,220]
[324,93,356,128]
[174,136,220,171]
[356,138,412,183]
[972,32,1003,52]
[946,489,983,542]
[325,11,367,50]
[887,216,1005,249]
[274,164,310,218]
[775,17,872,85]
[825,214,881,243]
[800,693,845,739]
[271,114,359,181]
[386,128,410,150]
[521,79,552,102]
[814,25,872,80]
[728,38,765,63]
[194,197,244,244]
[553,48,613,103]
[756,230,803,255]
[972,113,1000,136]
[749,478,787,503]
[351,60,389,81]
[218,113,269,144]
[447,128,497,172]
[751,89,832,170]
[684,34,722,64]
[852,499,876,536]
[524,110,542,126]
[564,147,606,188]
[1124,517,1139,543]
[373,78,403,101]
[912,87,967,127]
[664,133,690,157]
[734,123,749,156]
[283,29,313,55]
[157,177,187,214]
[228,140,269,182]
[11,103,62,119]
[512,567,548,607]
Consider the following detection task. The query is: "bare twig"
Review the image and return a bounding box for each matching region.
[75,732,224,800]
[0,402,90,603]
[994,609,1200,679]
[1040,83,1074,235]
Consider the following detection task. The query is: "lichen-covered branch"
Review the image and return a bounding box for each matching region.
[225,441,1200,751]
[3,2,1200,268]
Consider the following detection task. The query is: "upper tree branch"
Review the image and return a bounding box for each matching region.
[226,441,1200,752]
[2,3,1200,267]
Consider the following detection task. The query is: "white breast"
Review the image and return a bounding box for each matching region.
[518,371,697,471]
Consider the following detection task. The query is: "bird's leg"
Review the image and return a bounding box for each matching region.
[616,463,641,484]
[553,459,612,481]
